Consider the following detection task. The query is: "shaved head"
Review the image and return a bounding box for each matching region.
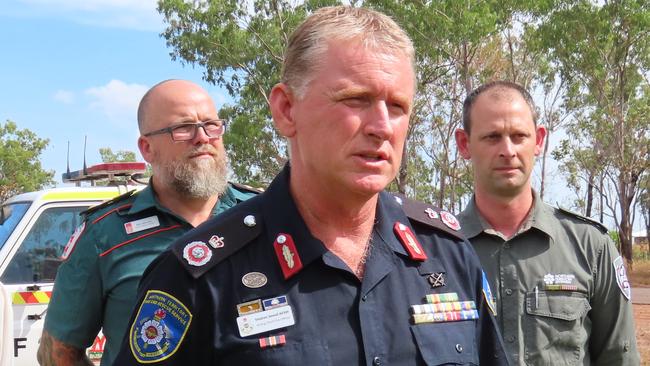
[137,79,212,134]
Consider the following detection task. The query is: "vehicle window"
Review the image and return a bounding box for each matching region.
[1,206,87,284]
[0,202,30,251]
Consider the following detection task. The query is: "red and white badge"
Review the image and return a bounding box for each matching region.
[62,222,86,260]
[394,222,427,261]
[182,241,212,267]
[440,211,461,231]
[209,235,225,248]
[273,234,303,280]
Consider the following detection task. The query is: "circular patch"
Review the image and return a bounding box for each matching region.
[440,211,461,231]
[182,241,212,266]
[242,271,268,288]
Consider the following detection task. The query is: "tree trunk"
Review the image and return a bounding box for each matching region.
[585,173,594,217]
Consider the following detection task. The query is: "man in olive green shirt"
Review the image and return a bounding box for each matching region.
[455,80,639,365]
[38,80,256,366]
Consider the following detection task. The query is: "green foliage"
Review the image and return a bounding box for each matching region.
[99,147,137,162]
[157,0,340,186]
[531,0,650,263]
[156,0,648,225]
[0,120,54,202]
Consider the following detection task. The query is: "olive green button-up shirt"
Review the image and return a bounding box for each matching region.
[458,192,639,365]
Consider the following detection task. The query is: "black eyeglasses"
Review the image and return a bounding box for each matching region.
[143,120,227,142]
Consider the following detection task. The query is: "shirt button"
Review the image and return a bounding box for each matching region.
[505,288,513,295]
[507,335,516,343]
[455,344,463,353]
[372,356,382,365]
[362,295,368,301]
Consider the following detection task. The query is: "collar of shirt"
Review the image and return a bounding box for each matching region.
[460,190,556,243]
[260,164,414,276]
[126,181,235,223]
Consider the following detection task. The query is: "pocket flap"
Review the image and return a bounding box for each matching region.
[526,291,591,321]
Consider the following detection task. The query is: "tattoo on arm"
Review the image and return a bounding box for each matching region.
[37,330,94,366]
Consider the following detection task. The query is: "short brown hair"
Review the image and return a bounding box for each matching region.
[462,81,538,134]
[282,6,415,98]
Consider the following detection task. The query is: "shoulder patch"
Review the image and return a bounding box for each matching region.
[172,198,263,279]
[129,290,192,363]
[230,181,265,194]
[61,221,86,260]
[557,206,608,234]
[393,193,465,241]
[82,189,138,217]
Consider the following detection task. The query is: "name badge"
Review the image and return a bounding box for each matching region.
[236,305,295,337]
[124,216,160,234]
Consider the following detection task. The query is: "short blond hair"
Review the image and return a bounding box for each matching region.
[282,6,415,97]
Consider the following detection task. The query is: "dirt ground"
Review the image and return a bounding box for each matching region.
[635,304,650,365]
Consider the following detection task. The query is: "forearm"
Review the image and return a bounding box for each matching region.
[37,330,94,366]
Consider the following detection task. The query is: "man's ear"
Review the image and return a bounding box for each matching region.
[138,136,154,163]
[455,129,472,160]
[534,125,547,156]
[269,83,297,138]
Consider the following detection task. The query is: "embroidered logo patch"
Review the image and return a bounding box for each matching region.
[481,271,497,316]
[613,256,631,301]
[62,222,85,260]
[129,290,192,363]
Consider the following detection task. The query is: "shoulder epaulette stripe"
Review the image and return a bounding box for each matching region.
[91,203,133,224]
[99,224,182,257]
[82,189,138,217]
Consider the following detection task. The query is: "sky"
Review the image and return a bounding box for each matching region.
[0,0,231,184]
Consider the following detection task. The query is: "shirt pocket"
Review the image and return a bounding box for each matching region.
[410,321,478,365]
[524,291,591,366]
[221,339,332,366]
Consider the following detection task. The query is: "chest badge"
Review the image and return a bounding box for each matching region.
[124,215,160,234]
[273,234,303,280]
[182,241,212,267]
[428,272,446,288]
[242,272,268,289]
[394,222,427,261]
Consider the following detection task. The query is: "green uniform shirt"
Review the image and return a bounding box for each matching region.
[458,191,639,365]
[45,183,256,366]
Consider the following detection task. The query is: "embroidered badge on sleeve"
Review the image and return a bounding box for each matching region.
[129,290,193,363]
[613,256,632,301]
[481,271,497,316]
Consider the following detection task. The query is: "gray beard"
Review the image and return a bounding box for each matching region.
[158,152,229,200]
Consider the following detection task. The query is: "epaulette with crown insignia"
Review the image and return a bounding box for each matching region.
[393,193,465,241]
[171,197,263,279]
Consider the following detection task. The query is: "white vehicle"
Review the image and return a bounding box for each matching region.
[0,162,146,366]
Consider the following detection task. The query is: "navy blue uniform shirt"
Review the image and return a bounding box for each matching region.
[115,166,508,365]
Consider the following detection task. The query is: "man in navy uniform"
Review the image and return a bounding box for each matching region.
[115,7,508,365]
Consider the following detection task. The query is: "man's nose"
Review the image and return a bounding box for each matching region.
[499,138,516,158]
[364,102,394,140]
[192,125,212,144]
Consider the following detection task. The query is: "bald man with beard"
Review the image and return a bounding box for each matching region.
[38,80,257,366]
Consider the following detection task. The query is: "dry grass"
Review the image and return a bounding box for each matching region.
[634,305,650,365]
[630,260,650,288]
